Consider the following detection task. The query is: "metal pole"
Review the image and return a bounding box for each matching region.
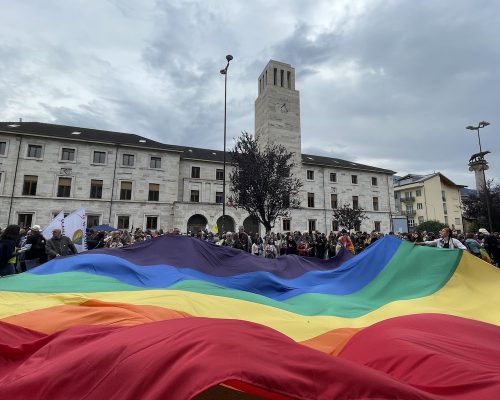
[220,55,233,234]
[222,69,227,234]
[477,127,493,232]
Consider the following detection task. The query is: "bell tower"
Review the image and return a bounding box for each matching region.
[255,60,302,169]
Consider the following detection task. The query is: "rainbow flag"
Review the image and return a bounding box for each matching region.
[1,236,500,399]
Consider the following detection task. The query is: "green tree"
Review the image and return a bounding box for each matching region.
[462,181,500,232]
[332,204,368,232]
[229,132,302,233]
[415,220,446,234]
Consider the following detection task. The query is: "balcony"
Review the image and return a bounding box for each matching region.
[400,196,415,202]
[404,210,416,216]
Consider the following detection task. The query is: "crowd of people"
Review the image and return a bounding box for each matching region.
[1,223,499,277]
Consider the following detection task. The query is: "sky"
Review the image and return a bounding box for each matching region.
[1,0,499,188]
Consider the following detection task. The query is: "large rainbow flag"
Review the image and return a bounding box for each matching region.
[1,235,500,399]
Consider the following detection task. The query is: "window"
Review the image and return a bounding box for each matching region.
[352,196,359,210]
[351,175,358,184]
[374,221,381,232]
[443,203,448,215]
[146,216,158,230]
[90,180,103,199]
[190,190,200,202]
[148,183,160,201]
[273,68,277,85]
[329,172,337,183]
[117,216,130,230]
[57,177,72,197]
[372,197,379,211]
[418,216,424,224]
[215,191,223,204]
[18,213,33,228]
[22,175,37,196]
[307,192,315,208]
[308,219,316,233]
[87,215,100,228]
[191,166,200,178]
[287,71,291,89]
[408,219,415,228]
[280,69,284,87]
[331,194,338,209]
[441,191,446,201]
[150,157,161,169]
[93,151,106,164]
[122,154,135,167]
[444,216,449,225]
[27,144,42,158]
[306,170,314,180]
[282,219,291,231]
[216,169,224,180]
[120,181,132,200]
[372,177,378,186]
[416,189,422,197]
[332,220,339,231]
[417,203,423,210]
[455,218,461,225]
[61,148,75,161]
[0,141,6,155]
[404,191,412,200]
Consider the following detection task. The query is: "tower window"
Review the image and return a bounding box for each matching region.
[273,68,277,85]
[287,71,291,89]
[280,69,284,87]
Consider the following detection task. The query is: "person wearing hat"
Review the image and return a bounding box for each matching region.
[24,225,48,269]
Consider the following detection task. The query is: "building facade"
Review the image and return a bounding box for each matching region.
[0,60,396,234]
[394,173,465,232]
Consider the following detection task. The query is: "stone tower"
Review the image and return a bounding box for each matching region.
[255,60,302,170]
[468,151,490,193]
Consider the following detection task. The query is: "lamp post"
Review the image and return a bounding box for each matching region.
[466,121,493,232]
[220,54,233,234]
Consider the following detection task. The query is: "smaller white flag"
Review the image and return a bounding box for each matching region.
[42,211,64,240]
[63,208,87,253]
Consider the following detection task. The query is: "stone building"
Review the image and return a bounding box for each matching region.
[0,60,396,234]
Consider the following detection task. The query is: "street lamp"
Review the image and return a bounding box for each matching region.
[220,54,233,234]
[466,121,493,232]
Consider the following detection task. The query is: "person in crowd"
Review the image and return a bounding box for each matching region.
[265,239,278,258]
[24,225,47,269]
[479,228,499,266]
[417,227,466,249]
[251,237,260,256]
[315,232,327,259]
[234,226,251,252]
[464,232,482,258]
[336,229,355,255]
[0,225,21,276]
[46,229,78,260]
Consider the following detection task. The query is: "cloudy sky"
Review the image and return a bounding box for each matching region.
[1,0,499,188]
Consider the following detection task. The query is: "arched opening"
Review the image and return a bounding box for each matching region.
[217,215,235,234]
[187,214,208,235]
[243,215,260,236]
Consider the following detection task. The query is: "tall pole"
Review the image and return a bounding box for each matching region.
[220,55,233,234]
[466,121,493,232]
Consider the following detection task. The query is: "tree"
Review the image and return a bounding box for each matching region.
[462,181,500,232]
[332,204,368,232]
[415,220,446,234]
[229,132,302,233]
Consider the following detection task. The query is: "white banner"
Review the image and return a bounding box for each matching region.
[62,208,87,253]
[42,211,64,240]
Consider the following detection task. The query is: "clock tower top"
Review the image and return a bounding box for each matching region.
[255,60,302,169]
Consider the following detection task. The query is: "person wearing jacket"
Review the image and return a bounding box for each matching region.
[46,229,77,260]
[0,225,20,276]
[418,227,466,249]
[24,225,47,269]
